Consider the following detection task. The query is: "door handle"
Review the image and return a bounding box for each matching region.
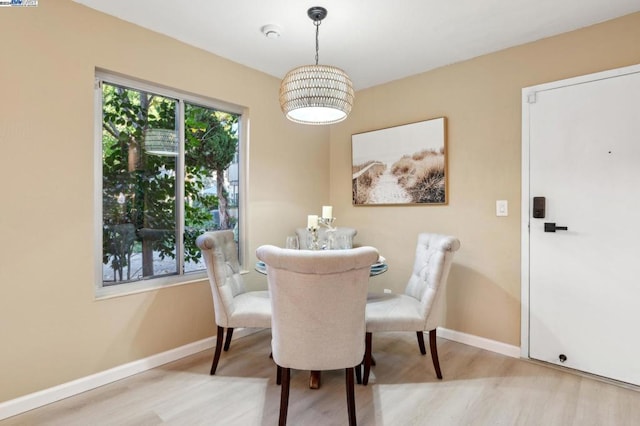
[544,222,568,232]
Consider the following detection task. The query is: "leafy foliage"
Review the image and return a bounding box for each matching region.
[185,104,238,231]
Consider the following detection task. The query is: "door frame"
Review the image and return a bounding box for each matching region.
[520,63,640,359]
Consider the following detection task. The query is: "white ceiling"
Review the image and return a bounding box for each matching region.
[74,0,640,90]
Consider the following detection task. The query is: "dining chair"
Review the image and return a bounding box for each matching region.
[295,226,357,250]
[196,230,271,375]
[256,245,379,426]
[104,223,136,281]
[362,233,460,385]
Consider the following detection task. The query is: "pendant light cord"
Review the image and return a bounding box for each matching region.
[314,19,321,65]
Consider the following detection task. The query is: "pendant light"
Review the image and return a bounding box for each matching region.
[279,6,354,125]
[144,128,178,157]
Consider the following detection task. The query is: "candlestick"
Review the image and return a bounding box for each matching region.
[318,216,335,230]
[307,226,320,250]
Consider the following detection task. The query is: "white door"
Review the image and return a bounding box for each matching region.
[524,65,640,386]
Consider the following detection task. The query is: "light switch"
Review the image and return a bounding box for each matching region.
[496,200,508,216]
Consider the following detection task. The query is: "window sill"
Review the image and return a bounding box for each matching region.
[95,271,209,300]
[94,268,250,300]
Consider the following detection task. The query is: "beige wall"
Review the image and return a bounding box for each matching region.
[1,0,639,404]
[329,12,640,346]
[0,1,328,402]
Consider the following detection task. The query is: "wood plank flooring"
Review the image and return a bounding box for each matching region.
[3,330,639,425]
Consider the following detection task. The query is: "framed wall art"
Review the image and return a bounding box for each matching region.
[351,117,447,206]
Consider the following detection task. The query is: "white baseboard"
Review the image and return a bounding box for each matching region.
[2,327,515,421]
[437,327,521,358]
[0,328,259,421]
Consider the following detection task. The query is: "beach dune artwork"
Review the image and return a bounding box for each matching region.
[351,117,447,205]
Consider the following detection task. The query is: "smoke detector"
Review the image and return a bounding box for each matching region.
[261,24,282,39]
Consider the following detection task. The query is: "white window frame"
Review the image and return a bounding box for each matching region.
[94,69,246,299]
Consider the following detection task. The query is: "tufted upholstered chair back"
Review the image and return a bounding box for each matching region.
[404,233,461,331]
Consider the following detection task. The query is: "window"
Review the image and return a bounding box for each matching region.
[96,72,242,293]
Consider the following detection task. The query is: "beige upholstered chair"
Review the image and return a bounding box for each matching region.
[362,233,460,385]
[196,230,271,375]
[295,227,357,250]
[256,245,378,426]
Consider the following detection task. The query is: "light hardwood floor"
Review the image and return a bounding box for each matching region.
[3,331,640,425]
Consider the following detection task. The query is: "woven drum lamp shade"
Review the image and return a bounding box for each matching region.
[279,64,354,125]
[144,128,178,157]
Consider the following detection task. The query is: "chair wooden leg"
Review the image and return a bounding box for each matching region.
[355,362,362,384]
[346,367,357,426]
[279,367,291,426]
[363,332,372,385]
[210,326,225,375]
[429,329,443,379]
[223,327,234,351]
[277,365,282,385]
[416,331,427,355]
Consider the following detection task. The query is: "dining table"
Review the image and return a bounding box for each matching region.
[255,258,387,276]
[255,253,388,389]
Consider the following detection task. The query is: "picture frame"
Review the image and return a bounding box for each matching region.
[351,117,447,206]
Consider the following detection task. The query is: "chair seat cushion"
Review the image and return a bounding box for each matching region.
[365,292,424,332]
[227,290,272,329]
